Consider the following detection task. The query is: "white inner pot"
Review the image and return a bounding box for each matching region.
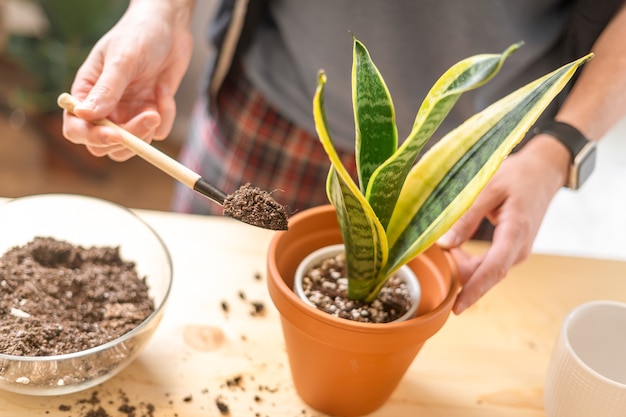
[294,244,421,322]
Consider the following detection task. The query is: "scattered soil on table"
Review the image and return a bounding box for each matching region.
[223,183,289,231]
[215,396,230,415]
[300,251,414,323]
[0,237,155,356]
[222,284,267,319]
[59,389,156,417]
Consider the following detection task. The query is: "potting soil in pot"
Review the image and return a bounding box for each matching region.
[301,251,412,323]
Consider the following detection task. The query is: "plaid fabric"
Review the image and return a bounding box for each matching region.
[171,65,357,216]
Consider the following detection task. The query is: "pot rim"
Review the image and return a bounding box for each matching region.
[267,205,460,333]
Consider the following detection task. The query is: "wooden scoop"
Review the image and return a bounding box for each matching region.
[57,93,288,231]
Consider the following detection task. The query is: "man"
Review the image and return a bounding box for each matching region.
[61,0,626,313]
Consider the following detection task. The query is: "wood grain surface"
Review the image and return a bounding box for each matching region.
[1,205,624,416]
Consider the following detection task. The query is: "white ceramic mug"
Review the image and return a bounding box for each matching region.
[544,300,626,417]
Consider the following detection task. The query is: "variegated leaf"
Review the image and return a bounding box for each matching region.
[313,71,388,299]
[353,37,397,195]
[366,43,522,229]
[383,54,593,276]
[327,168,385,299]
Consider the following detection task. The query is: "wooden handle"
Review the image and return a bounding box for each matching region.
[57,93,200,190]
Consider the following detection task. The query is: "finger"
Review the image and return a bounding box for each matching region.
[84,110,159,161]
[154,83,176,139]
[104,111,161,161]
[62,119,122,148]
[86,143,129,158]
[437,211,484,248]
[438,186,505,249]
[448,247,485,286]
[108,148,138,162]
[119,110,161,142]
[73,58,134,119]
[453,219,527,314]
[62,116,92,146]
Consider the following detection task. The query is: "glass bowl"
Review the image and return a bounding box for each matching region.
[0,194,172,395]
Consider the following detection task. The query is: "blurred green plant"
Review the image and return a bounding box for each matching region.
[5,0,127,113]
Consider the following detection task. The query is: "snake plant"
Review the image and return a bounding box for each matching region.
[313,36,591,303]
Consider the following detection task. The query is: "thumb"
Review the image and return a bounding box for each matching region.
[437,207,486,249]
[74,63,132,119]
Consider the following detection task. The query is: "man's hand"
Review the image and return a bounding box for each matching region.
[438,134,570,314]
[61,0,194,161]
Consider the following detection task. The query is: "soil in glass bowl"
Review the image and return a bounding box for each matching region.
[0,236,155,356]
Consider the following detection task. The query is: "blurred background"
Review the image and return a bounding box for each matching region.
[0,0,215,211]
[0,0,623,259]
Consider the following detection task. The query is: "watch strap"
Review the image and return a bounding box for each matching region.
[533,120,589,161]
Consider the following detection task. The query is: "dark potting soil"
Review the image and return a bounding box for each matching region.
[0,237,155,357]
[300,251,413,323]
[223,183,289,231]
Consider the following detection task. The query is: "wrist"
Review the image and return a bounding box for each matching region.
[532,120,597,190]
[522,133,571,191]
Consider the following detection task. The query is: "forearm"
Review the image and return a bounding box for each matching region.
[521,2,626,189]
[128,0,195,29]
[556,2,626,140]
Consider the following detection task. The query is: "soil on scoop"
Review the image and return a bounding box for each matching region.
[223,183,289,231]
[300,251,414,323]
[0,237,155,356]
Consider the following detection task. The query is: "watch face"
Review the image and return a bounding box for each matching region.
[572,143,597,190]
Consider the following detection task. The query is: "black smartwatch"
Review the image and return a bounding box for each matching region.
[533,120,597,190]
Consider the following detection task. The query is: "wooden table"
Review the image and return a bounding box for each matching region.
[1,207,625,416]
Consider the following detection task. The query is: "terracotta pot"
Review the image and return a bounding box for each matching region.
[266,205,460,417]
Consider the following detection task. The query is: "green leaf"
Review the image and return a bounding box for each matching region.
[314,71,388,300]
[383,53,593,275]
[353,37,397,195]
[327,169,386,299]
[365,43,522,229]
